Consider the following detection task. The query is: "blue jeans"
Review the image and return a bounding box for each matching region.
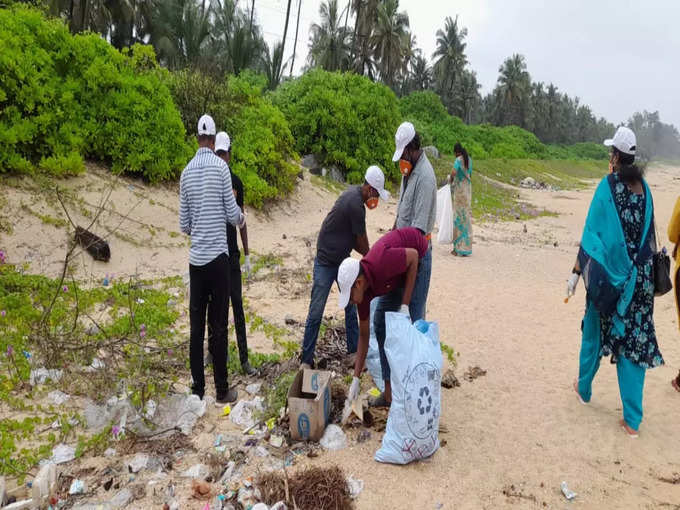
[301,258,358,365]
[578,301,646,431]
[374,247,432,382]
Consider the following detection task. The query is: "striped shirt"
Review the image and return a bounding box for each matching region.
[179,147,243,266]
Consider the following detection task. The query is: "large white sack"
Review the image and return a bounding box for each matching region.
[436,185,453,244]
[375,313,442,464]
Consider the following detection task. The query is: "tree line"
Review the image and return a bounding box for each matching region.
[10,0,680,158]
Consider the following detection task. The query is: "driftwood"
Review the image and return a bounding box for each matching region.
[74,226,111,262]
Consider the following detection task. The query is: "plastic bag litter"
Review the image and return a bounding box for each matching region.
[365,298,385,393]
[375,313,442,464]
[436,184,454,244]
[319,424,347,451]
[229,397,264,429]
[47,443,76,465]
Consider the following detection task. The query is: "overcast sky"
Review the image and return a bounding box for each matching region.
[255,0,680,130]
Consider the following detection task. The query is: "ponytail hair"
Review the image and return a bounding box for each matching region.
[454,142,469,170]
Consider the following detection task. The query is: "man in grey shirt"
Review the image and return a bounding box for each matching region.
[390,121,436,321]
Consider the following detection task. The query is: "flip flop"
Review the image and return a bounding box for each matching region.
[619,419,639,438]
[368,393,391,408]
[573,379,588,405]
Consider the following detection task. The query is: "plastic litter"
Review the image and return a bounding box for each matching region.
[222,405,231,417]
[435,184,454,244]
[214,435,223,447]
[90,358,105,370]
[68,480,86,495]
[127,453,149,473]
[229,397,264,429]
[375,314,442,465]
[48,391,70,405]
[104,448,116,457]
[47,444,75,465]
[270,503,288,510]
[255,446,269,457]
[367,388,381,398]
[347,476,364,499]
[110,488,133,509]
[245,383,262,395]
[269,435,284,448]
[30,368,63,386]
[144,399,157,420]
[251,504,269,510]
[560,481,577,500]
[181,464,210,480]
[319,425,347,451]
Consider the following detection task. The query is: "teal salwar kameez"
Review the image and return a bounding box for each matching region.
[452,156,472,256]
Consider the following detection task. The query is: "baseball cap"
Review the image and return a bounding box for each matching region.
[604,126,636,155]
[215,131,231,153]
[197,114,216,136]
[337,257,361,310]
[364,165,390,201]
[392,122,416,162]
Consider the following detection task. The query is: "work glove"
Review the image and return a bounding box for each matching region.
[398,304,411,320]
[238,212,247,230]
[242,255,251,277]
[566,273,580,298]
[347,376,360,403]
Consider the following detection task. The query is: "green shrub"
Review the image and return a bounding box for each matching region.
[0,7,193,180]
[168,70,298,207]
[273,69,401,182]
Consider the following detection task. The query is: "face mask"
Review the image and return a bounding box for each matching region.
[365,197,379,209]
[399,159,413,176]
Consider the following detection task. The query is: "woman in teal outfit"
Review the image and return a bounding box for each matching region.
[448,142,472,256]
[566,127,663,437]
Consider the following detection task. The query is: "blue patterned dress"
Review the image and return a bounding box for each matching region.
[599,173,663,368]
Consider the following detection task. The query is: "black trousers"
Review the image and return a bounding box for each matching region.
[189,253,229,397]
[228,252,249,365]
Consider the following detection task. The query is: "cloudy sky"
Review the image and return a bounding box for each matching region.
[256,0,680,129]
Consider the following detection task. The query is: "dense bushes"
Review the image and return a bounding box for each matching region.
[168,70,298,207]
[400,91,608,161]
[273,69,401,183]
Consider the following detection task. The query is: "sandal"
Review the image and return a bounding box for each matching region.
[368,392,391,408]
[573,379,588,405]
[619,419,639,438]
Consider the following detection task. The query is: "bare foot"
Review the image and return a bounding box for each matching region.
[619,419,639,438]
[573,379,587,405]
[672,377,680,393]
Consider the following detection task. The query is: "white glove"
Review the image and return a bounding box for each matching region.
[446,174,452,184]
[398,304,411,319]
[238,212,247,229]
[566,273,580,298]
[242,255,251,277]
[347,376,360,403]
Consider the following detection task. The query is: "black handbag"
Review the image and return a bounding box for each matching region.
[653,247,673,296]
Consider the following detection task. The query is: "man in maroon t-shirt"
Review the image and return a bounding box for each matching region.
[336,227,429,406]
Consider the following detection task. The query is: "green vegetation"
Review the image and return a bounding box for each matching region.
[0,7,193,180]
[273,69,401,183]
[260,371,297,422]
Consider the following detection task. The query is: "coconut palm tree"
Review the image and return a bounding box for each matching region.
[307,0,351,71]
[289,0,302,76]
[456,69,481,123]
[495,53,532,127]
[263,40,290,90]
[211,0,265,75]
[432,15,468,95]
[351,0,379,76]
[409,54,432,92]
[371,0,409,89]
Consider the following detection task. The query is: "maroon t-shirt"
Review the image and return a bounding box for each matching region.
[358,227,429,320]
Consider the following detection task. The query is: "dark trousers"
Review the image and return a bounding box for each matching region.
[228,252,249,365]
[189,253,229,397]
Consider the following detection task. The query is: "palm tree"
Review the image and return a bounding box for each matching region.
[409,54,432,91]
[370,0,409,89]
[432,15,468,95]
[263,41,290,90]
[289,0,302,76]
[211,0,265,75]
[307,0,351,71]
[495,53,531,127]
[351,0,379,76]
[456,69,481,123]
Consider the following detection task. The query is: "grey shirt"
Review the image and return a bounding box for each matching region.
[395,152,437,235]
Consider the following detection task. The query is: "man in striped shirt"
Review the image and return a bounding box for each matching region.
[179,114,245,404]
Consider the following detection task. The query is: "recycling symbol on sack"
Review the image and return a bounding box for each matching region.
[417,386,432,415]
[403,362,440,440]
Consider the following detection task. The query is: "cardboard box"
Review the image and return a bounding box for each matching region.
[287,369,332,441]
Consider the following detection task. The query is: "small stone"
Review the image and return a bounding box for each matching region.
[441,369,460,389]
[284,315,296,325]
[282,234,287,240]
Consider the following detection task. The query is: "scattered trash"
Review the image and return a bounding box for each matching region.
[237,486,256,509]
[110,488,133,508]
[347,476,364,499]
[246,383,262,395]
[265,417,276,430]
[31,463,57,507]
[463,366,487,382]
[30,368,63,386]
[74,226,111,262]
[270,503,288,510]
[230,397,264,429]
[257,466,352,509]
[69,479,86,495]
[367,388,381,398]
[127,453,149,473]
[214,435,223,447]
[191,479,212,500]
[252,504,269,510]
[560,481,577,501]
[441,369,461,389]
[269,435,284,448]
[222,405,231,417]
[47,390,70,405]
[356,430,371,443]
[144,399,157,420]
[218,461,236,485]
[90,358,105,370]
[181,464,210,480]
[47,443,75,465]
[288,370,332,441]
[320,425,347,451]
[255,446,269,458]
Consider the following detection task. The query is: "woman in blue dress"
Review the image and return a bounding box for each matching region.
[448,142,472,256]
[566,127,663,437]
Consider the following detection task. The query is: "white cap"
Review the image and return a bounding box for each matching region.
[364,165,390,201]
[337,257,361,310]
[604,126,636,155]
[392,121,416,162]
[197,114,216,136]
[215,131,231,153]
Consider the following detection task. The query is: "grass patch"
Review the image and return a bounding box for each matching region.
[20,204,67,228]
[474,158,604,189]
[260,370,297,422]
[310,174,346,194]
